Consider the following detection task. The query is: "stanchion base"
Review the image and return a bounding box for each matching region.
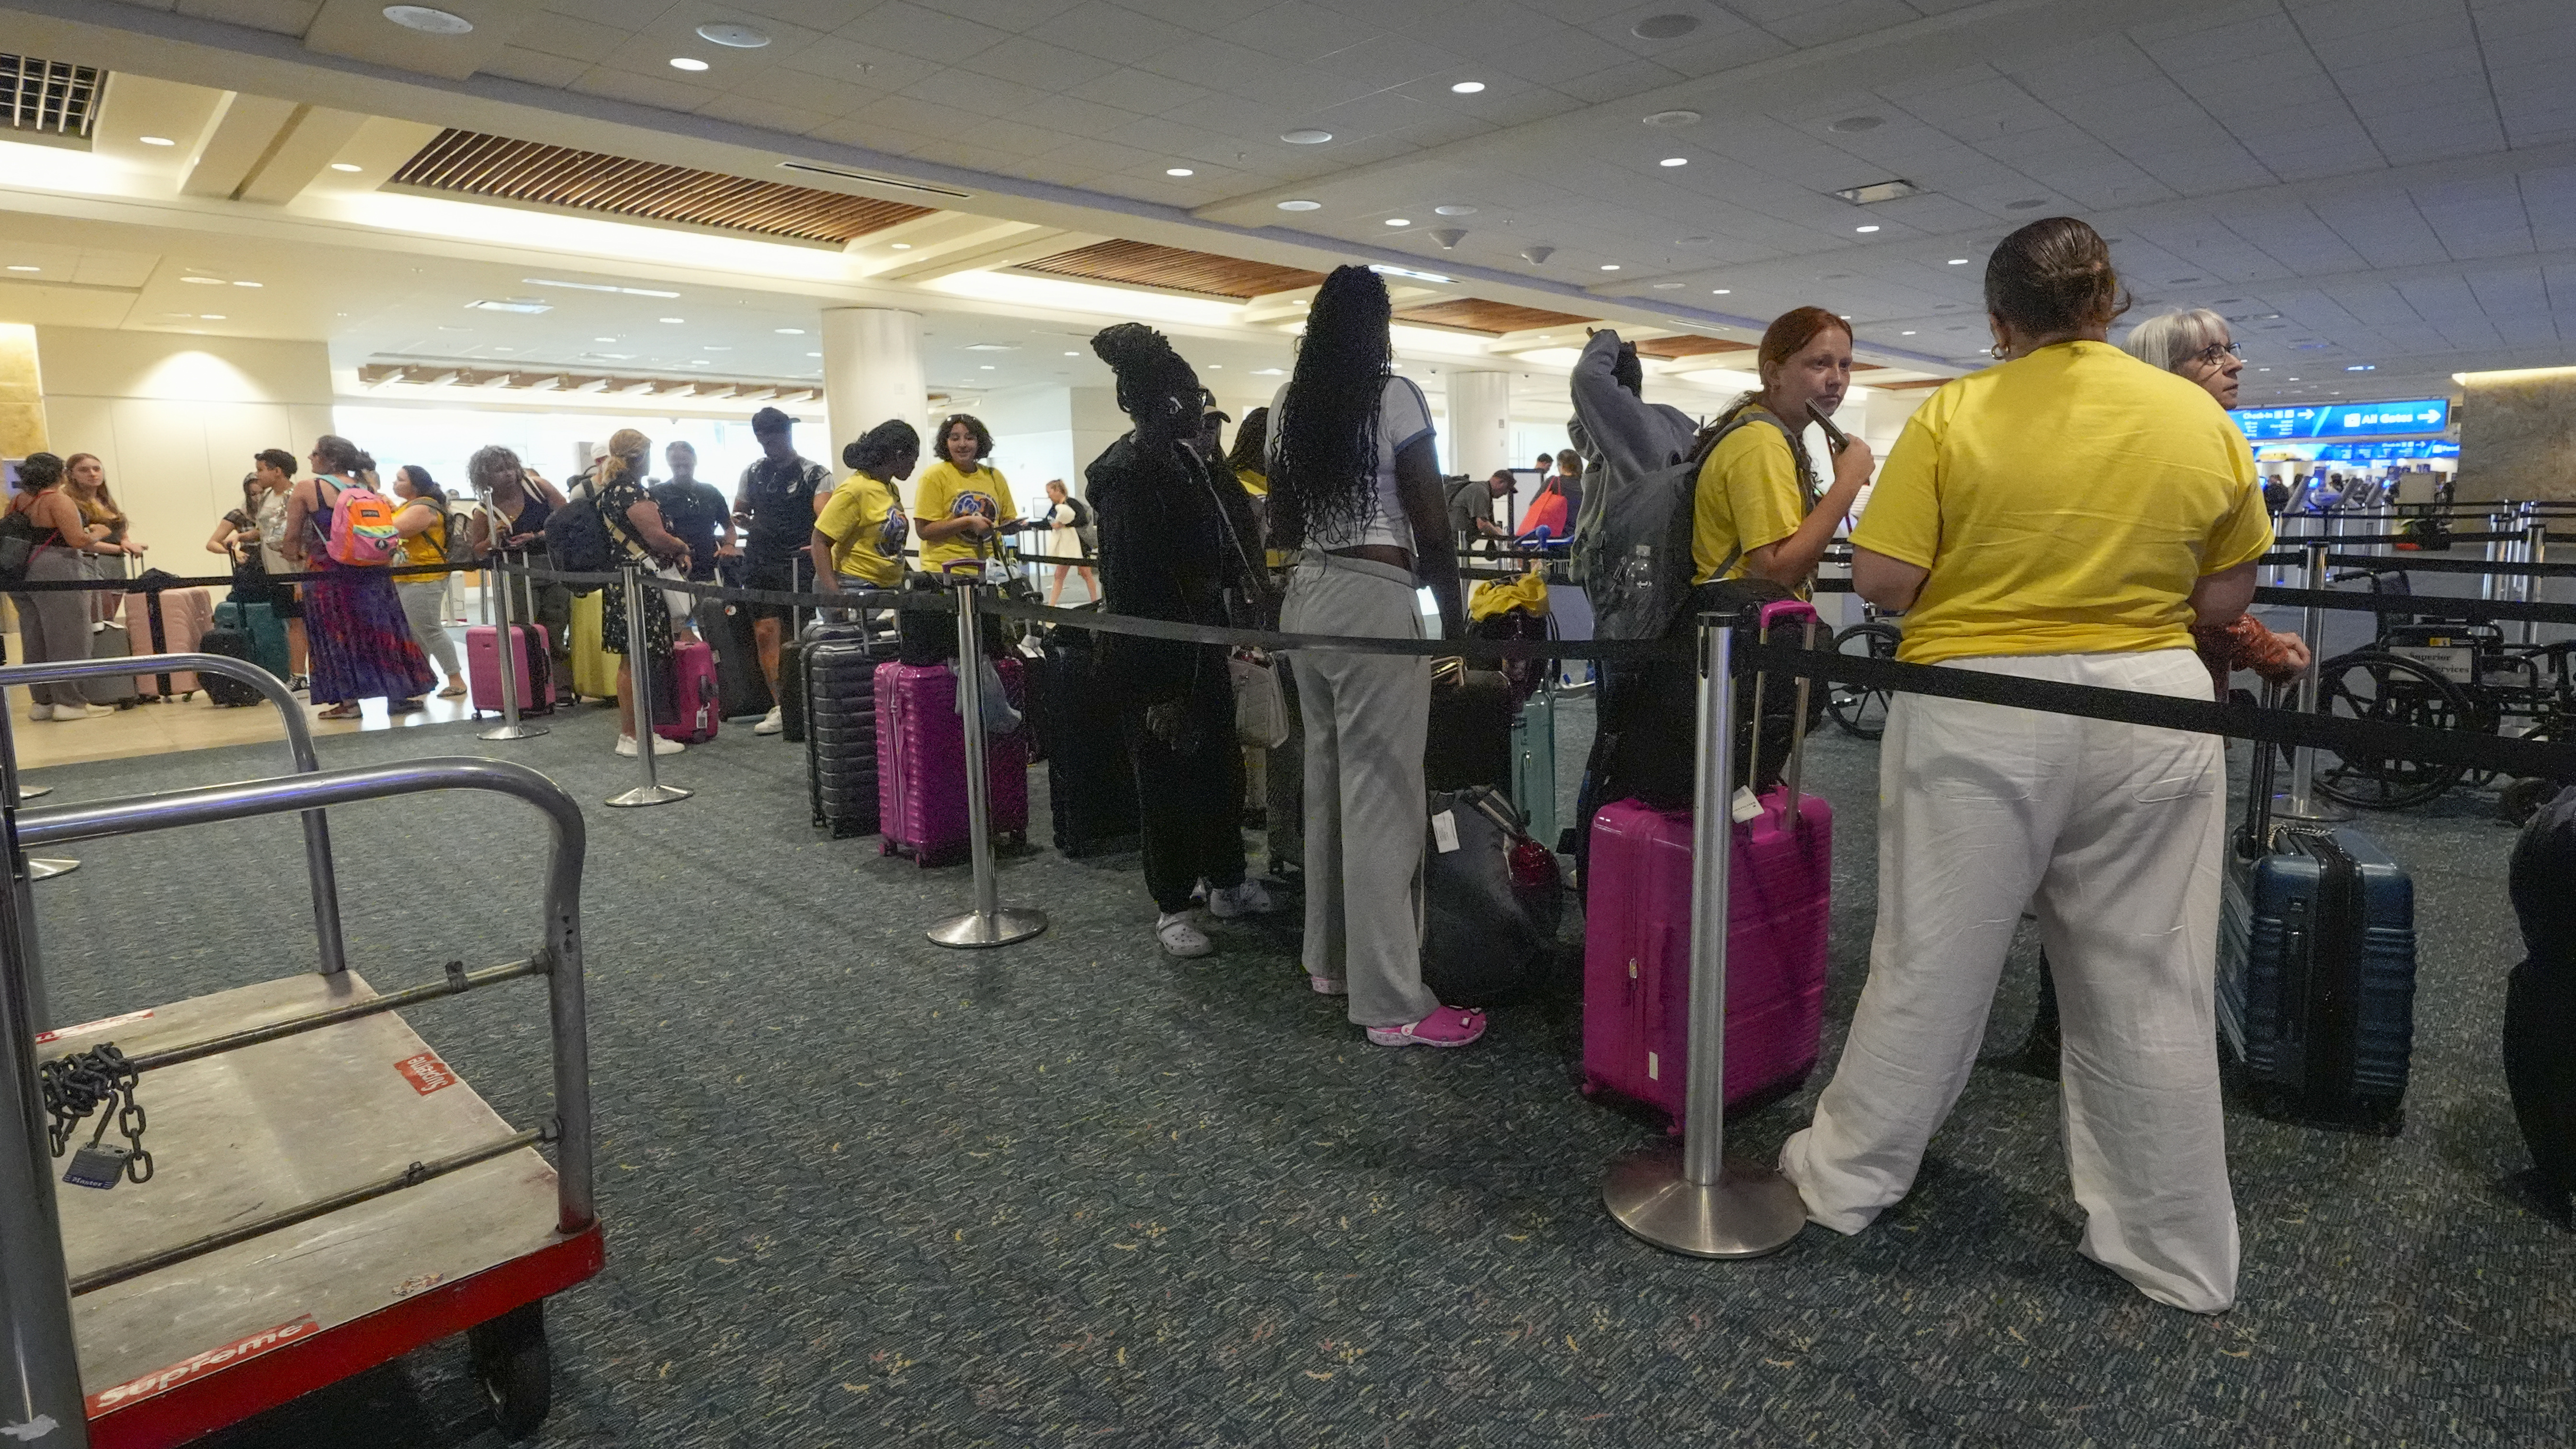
[604,784,692,809]
[18,784,51,800]
[478,723,550,741]
[28,858,79,881]
[2271,793,2355,826]
[1603,1146,1808,1260]
[927,907,1047,949]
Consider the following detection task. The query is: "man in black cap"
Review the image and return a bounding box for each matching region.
[731,406,832,735]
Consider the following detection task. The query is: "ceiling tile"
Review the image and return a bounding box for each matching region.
[175,0,323,34]
[837,1,1011,64]
[478,46,590,89]
[512,11,627,63]
[695,94,836,137]
[1552,57,1688,106]
[1062,65,1214,115]
[953,33,1121,90]
[1024,1,1197,64]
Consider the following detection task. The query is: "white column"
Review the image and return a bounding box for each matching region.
[820,307,926,459]
[1447,369,1512,482]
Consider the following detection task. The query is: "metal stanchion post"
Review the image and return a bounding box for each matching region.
[1602,612,1807,1258]
[929,582,1045,948]
[14,785,71,880]
[2519,517,2547,647]
[0,779,89,1445]
[605,564,691,809]
[2285,540,2333,821]
[479,551,546,742]
[2481,512,2507,603]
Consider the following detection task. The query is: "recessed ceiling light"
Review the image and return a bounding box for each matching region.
[1253,367,1283,375]
[890,243,912,250]
[696,21,771,47]
[329,162,362,172]
[1652,282,1684,290]
[1712,288,1731,294]
[523,277,680,298]
[1660,157,1687,168]
[1643,109,1701,127]
[1277,199,1322,211]
[670,56,710,71]
[1633,12,1700,39]
[381,5,471,35]
[199,313,225,320]
[1828,115,1884,134]
[232,280,262,287]
[2006,198,2046,210]
[776,328,805,334]
[139,135,174,147]
[1901,329,1916,335]
[1600,264,1621,271]
[980,364,995,370]
[1838,314,1851,319]
[5,265,36,272]
[1166,167,1194,177]
[1282,129,1332,145]
[1433,204,1475,216]
[1451,80,1485,93]
[595,336,616,342]
[1855,225,1880,233]
[807,351,822,358]
[660,317,685,324]
[1064,351,1079,356]
[179,276,224,285]
[1385,217,1411,226]
[1948,258,1969,265]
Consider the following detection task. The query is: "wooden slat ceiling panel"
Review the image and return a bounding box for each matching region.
[1393,298,1593,335]
[1015,240,1326,299]
[389,129,932,244]
[1633,334,1755,359]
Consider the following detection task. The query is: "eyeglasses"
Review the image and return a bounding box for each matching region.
[2190,340,2244,367]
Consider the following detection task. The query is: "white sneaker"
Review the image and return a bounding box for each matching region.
[1156,913,1214,959]
[48,703,112,721]
[25,705,50,722]
[615,734,685,757]
[1207,878,1274,919]
[753,705,784,736]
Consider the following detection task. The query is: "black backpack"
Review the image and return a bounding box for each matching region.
[541,478,613,581]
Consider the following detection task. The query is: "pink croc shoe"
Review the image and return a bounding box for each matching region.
[1365,1005,1487,1049]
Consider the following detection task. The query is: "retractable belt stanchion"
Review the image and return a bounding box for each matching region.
[12,744,70,882]
[2283,539,2348,823]
[929,581,1045,950]
[1601,611,1807,1259]
[2482,512,2507,603]
[479,547,545,743]
[2519,515,2548,647]
[605,563,690,809]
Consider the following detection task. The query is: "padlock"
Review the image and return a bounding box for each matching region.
[64,1141,131,1190]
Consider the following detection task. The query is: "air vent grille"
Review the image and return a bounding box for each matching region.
[1394,298,1592,335]
[1016,240,1325,300]
[1633,334,1755,360]
[390,129,934,244]
[2,54,102,141]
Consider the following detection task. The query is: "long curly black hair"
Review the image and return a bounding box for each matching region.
[1225,406,1268,476]
[1270,265,1391,550]
[1091,323,1201,439]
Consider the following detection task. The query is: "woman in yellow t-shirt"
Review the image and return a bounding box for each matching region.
[1781,217,2274,1319]
[388,465,466,700]
[811,420,917,605]
[1225,405,1292,572]
[911,413,1018,577]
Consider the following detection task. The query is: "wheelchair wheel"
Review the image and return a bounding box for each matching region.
[1826,622,1902,740]
[2309,650,2476,811]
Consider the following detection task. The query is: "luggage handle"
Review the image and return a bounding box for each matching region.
[1743,600,1820,827]
[2241,680,2288,855]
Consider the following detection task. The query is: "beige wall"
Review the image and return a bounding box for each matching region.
[34,328,335,562]
[0,324,43,458]
[2455,372,2576,502]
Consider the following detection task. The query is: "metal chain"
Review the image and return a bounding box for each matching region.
[39,1044,151,1184]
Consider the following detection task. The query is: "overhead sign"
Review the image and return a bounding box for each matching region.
[2230,398,2450,440]
[2309,441,2460,463]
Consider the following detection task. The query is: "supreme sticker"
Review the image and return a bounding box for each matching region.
[87,1316,318,1415]
[35,1009,153,1046]
[395,1052,456,1096]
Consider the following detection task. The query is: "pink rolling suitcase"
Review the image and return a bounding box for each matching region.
[875,657,1029,866]
[136,586,213,697]
[1581,599,1832,1126]
[655,640,720,744]
[466,624,555,716]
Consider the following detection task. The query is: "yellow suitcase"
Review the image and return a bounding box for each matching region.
[569,589,621,701]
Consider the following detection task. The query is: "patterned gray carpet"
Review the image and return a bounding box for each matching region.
[16,689,2565,1447]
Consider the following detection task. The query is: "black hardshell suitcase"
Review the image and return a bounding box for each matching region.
[1029,626,1138,857]
[801,617,893,838]
[1424,663,1513,793]
[714,559,774,721]
[2217,720,2419,1132]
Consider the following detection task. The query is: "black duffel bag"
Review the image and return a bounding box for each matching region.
[1421,785,1566,1006]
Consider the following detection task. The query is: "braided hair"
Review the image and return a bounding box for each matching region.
[842,419,920,477]
[1270,264,1391,551]
[1091,322,1200,440]
[1225,406,1269,475]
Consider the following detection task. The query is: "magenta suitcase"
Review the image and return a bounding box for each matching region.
[1581,597,1831,1126]
[466,624,555,716]
[875,657,1029,865]
[655,640,720,744]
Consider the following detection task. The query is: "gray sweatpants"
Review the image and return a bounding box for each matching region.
[12,547,93,707]
[1281,552,1436,1028]
[398,579,462,679]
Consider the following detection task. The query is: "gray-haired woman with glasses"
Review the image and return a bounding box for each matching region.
[2123,308,2246,408]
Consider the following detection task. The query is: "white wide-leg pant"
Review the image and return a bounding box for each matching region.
[1780,648,2240,1313]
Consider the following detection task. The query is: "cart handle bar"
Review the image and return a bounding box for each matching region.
[2,653,346,976]
[68,1128,546,1297]
[18,758,593,1234]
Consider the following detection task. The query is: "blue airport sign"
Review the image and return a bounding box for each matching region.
[2230,397,2450,440]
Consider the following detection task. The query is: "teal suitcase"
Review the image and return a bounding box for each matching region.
[1511,685,1558,849]
[214,600,291,681]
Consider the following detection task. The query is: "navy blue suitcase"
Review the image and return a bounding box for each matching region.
[802,618,893,838]
[2219,735,2418,1132]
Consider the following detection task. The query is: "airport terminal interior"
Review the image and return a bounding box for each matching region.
[0,0,2570,1445]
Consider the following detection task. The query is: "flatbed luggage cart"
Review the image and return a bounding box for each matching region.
[0,757,599,1448]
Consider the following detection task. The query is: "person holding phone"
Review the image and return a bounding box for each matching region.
[913,413,1020,578]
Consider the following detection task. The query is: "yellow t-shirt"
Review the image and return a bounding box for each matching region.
[1691,411,1808,586]
[1850,339,2274,665]
[815,471,908,587]
[397,502,447,568]
[1236,467,1268,498]
[912,459,1014,576]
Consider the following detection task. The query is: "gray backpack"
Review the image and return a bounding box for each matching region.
[1583,407,1799,641]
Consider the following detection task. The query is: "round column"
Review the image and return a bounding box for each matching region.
[820,308,926,454]
[1447,369,1512,482]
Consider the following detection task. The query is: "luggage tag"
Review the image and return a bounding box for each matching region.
[1431,809,1461,853]
[64,1142,131,1191]
[1729,785,1764,824]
